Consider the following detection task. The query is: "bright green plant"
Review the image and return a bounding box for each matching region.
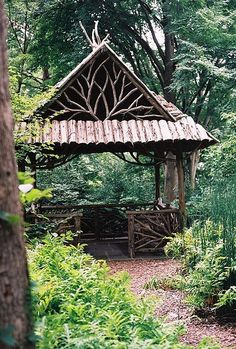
[184,242,229,308]
[165,221,236,309]
[165,227,202,271]
[29,235,220,348]
[215,286,236,309]
[144,277,160,290]
[18,172,52,206]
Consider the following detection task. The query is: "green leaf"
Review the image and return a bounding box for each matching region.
[18,171,35,185]
[0,325,16,346]
[0,211,20,225]
[23,188,52,204]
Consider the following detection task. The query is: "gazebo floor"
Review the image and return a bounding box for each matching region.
[83,239,165,260]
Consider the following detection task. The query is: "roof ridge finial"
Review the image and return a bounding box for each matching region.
[79,21,109,50]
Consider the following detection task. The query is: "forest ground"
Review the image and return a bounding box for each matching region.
[108,259,236,348]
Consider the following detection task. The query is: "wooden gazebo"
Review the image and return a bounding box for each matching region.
[16,33,217,257]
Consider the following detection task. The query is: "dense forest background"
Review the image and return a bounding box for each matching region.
[1,1,235,348]
[7,0,235,209]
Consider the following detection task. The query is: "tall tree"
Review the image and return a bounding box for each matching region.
[0,1,34,348]
[8,0,236,199]
[6,0,42,94]
[29,0,236,125]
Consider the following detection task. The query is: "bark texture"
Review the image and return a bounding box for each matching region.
[162,13,178,201]
[164,152,178,203]
[0,2,34,348]
[190,150,201,190]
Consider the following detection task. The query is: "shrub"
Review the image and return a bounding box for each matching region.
[165,221,236,309]
[29,235,191,349]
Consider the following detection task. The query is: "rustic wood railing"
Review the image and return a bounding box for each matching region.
[27,202,154,241]
[127,209,182,258]
[27,203,182,257]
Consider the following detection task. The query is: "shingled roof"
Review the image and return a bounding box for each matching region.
[17,41,217,156]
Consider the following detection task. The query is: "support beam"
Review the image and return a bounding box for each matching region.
[154,162,160,200]
[18,159,26,172]
[29,153,37,187]
[154,151,164,200]
[164,152,178,203]
[176,152,186,217]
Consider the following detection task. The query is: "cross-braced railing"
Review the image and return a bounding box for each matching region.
[127,209,182,258]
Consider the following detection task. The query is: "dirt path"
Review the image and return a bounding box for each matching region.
[108,259,236,348]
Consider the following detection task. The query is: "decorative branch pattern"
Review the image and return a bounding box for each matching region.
[128,210,181,257]
[50,55,159,121]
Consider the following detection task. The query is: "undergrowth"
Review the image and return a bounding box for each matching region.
[165,175,236,312]
[29,235,220,348]
[165,222,236,310]
[144,275,183,291]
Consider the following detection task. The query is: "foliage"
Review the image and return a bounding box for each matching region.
[18,172,52,207]
[171,1,236,125]
[215,286,236,309]
[37,153,155,205]
[187,174,236,266]
[8,0,236,130]
[163,111,236,312]
[165,221,236,309]
[9,67,55,122]
[197,114,236,184]
[184,242,229,308]
[29,235,195,349]
[144,275,183,291]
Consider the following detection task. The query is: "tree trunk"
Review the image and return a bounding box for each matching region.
[0,2,34,348]
[164,152,178,203]
[163,31,176,104]
[176,152,186,216]
[190,150,200,190]
[162,14,178,202]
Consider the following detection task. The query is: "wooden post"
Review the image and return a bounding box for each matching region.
[176,152,186,218]
[154,163,160,200]
[128,213,135,258]
[154,151,163,200]
[29,153,37,187]
[164,152,178,203]
[18,159,26,172]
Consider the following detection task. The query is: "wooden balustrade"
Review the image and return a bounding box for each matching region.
[27,203,182,257]
[127,209,182,258]
[26,202,153,241]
